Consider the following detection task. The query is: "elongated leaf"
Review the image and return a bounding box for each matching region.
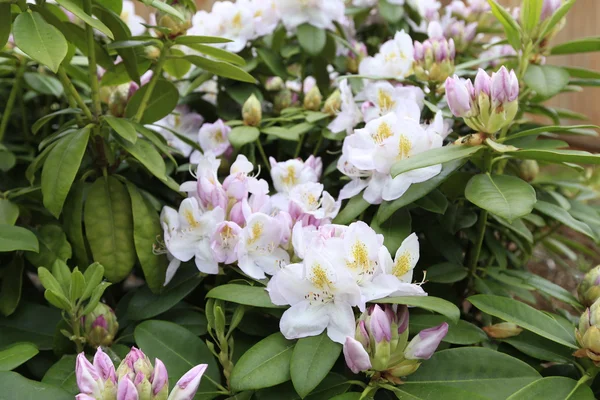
[229,126,260,149]
[534,201,595,240]
[32,109,81,135]
[524,65,570,99]
[261,127,300,141]
[0,303,61,350]
[0,371,71,399]
[297,23,326,56]
[520,0,543,35]
[507,377,594,400]
[551,36,600,55]
[507,124,598,141]
[468,295,577,349]
[84,176,136,282]
[255,373,350,400]
[409,315,487,345]
[26,225,71,269]
[13,12,68,73]
[426,263,467,284]
[117,138,167,181]
[502,331,574,363]
[391,146,483,177]
[538,0,575,41]
[62,183,89,267]
[465,174,536,222]
[0,258,24,317]
[174,35,233,45]
[185,55,256,83]
[487,0,521,50]
[24,73,63,97]
[206,284,281,308]
[0,226,39,253]
[134,320,220,396]
[185,43,245,66]
[291,332,341,398]
[230,332,295,392]
[256,47,290,79]
[56,0,113,38]
[508,148,600,165]
[143,0,184,21]
[41,127,90,218]
[502,270,582,309]
[42,355,78,395]
[0,4,10,50]
[333,196,370,225]
[125,79,179,124]
[376,296,460,323]
[105,116,137,143]
[0,343,39,371]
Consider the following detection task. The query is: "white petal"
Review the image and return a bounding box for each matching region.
[164,258,181,286]
[280,301,330,340]
[327,302,357,344]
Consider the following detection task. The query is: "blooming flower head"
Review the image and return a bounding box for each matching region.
[269,156,322,194]
[120,0,146,36]
[328,79,362,135]
[197,119,232,157]
[359,31,415,80]
[277,0,345,31]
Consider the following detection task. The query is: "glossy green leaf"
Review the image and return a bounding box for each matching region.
[376,296,460,323]
[502,331,574,363]
[297,23,326,56]
[42,355,78,396]
[403,347,540,400]
[0,258,24,317]
[24,73,63,97]
[125,79,179,124]
[158,309,208,336]
[426,263,468,284]
[0,371,71,399]
[56,0,113,38]
[255,373,350,400]
[0,200,19,226]
[185,55,256,83]
[333,196,370,225]
[409,315,486,345]
[13,12,68,73]
[105,116,137,144]
[415,190,448,214]
[117,138,167,181]
[391,146,483,177]
[0,303,61,350]
[534,201,595,240]
[0,225,39,253]
[0,343,39,371]
[229,126,260,149]
[551,36,600,55]
[134,320,220,397]
[291,332,342,398]
[32,109,81,135]
[41,127,90,218]
[465,174,536,222]
[206,284,281,308]
[25,225,70,267]
[84,176,136,282]
[524,65,570,99]
[507,377,594,400]
[62,182,89,267]
[487,0,521,50]
[230,332,295,392]
[0,4,10,50]
[468,295,577,349]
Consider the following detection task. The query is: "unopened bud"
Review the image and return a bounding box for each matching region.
[575,299,600,364]
[483,322,523,339]
[404,323,448,360]
[273,89,295,114]
[155,3,194,39]
[518,160,539,182]
[242,94,262,126]
[108,82,139,117]
[145,46,161,61]
[265,77,284,91]
[83,303,119,348]
[322,90,341,116]
[343,336,372,374]
[413,37,455,82]
[578,266,600,307]
[303,86,323,111]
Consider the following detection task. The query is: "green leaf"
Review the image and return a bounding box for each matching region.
[379,0,405,23]
[255,373,350,400]
[105,116,137,144]
[134,320,220,397]
[376,296,460,323]
[520,0,543,35]
[126,273,202,321]
[125,183,167,294]
[256,47,290,79]
[502,331,574,363]
[487,0,522,50]
[0,258,24,317]
[230,332,295,392]
[81,262,104,301]
[333,196,370,225]
[507,148,600,165]
[164,49,192,79]
[403,347,540,400]
[0,303,61,350]
[391,146,483,177]
[62,183,89,267]
[206,284,281,308]
[409,315,486,345]
[465,174,536,222]
[84,176,136,282]
[174,35,233,45]
[426,263,468,284]
[415,190,448,214]
[13,12,68,73]
[185,55,256,83]
[468,295,577,349]
[55,0,114,38]
[25,225,70,267]
[506,124,599,141]
[158,309,208,336]
[42,355,78,396]
[371,208,411,254]
[507,377,594,400]
[82,282,111,315]
[0,371,71,399]
[297,23,326,56]
[229,126,260,149]
[291,332,341,398]
[0,4,10,50]
[37,267,65,297]
[32,109,81,135]
[534,201,595,240]
[69,270,85,302]
[524,65,570,99]
[501,270,582,309]
[24,73,63,97]
[261,126,300,141]
[0,200,19,226]
[0,343,39,371]
[125,79,179,124]
[0,225,39,253]
[117,138,167,181]
[551,36,600,55]
[41,127,90,218]
[185,43,245,66]
[0,150,16,172]
[538,0,575,41]
[143,0,184,21]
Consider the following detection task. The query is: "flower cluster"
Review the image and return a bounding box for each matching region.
[576,298,600,365]
[445,66,519,134]
[358,31,415,80]
[160,152,337,284]
[267,225,426,343]
[76,347,207,400]
[413,22,456,82]
[343,305,447,382]
[578,266,600,307]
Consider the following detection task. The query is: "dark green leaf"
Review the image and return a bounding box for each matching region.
[507,377,594,400]
[376,296,460,323]
[0,371,71,399]
[185,55,256,83]
[0,342,39,371]
[291,332,341,398]
[206,284,281,308]
[296,23,326,56]
[0,303,61,350]
[125,79,179,124]
[229,126,260,149]
[0,257,24,317]
[42,355,78,396]
[426,263,468,284]
[0,226,39,253]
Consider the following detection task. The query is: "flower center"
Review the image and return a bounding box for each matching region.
[378,89,396,112]
[184,210,199,228]
[247,222,264,245]
[373,122,393,144]
[281,166,298,187]
[392,251,412,278]
[397,135,411,159]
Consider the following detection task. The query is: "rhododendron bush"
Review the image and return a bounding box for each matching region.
[3,0,600,398]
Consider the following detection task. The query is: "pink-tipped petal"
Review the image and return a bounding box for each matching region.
[76,353,100,395]
[167,364,208,400]
[93,348,117,384]
[343,336,372,374]
[369,305,392,342]
[117,376,139,400]
[404,322,449,360]
[152,359,169,396]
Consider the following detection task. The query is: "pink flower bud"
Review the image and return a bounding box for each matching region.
[76,353,101,395]
[167,364,208,400]
[343,336,372,374]
[396,305,409,334]
[414,41,424,61]
[117,376,139,400]
[445,76,473,117]
[427,21,444,39]
[369,305,392,343]
[474,69,491,97]
[152,359,169,396]
[93,348,117,384]
[541,0,562,20]
[491,66,519,107]
[404,322,449,360]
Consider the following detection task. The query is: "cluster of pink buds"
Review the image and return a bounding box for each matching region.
[445,66,519,134]
[413,28,456,83]
[343,305,448,384]
[76,347,207,400]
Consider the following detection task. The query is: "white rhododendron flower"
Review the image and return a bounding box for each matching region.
[269,156,321,194]
[358,81,423,123]
[328,79,362,135]
[121,0,146,36]
[197,119,232,157]
[277,0,346,31]
[359,31,414,80]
